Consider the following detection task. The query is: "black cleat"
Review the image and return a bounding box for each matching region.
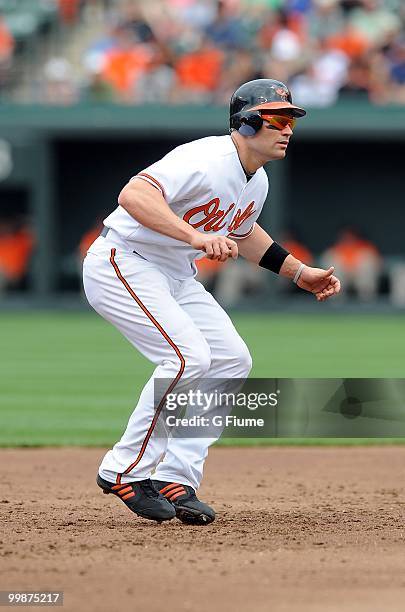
[97,474,176,522]
[153,480,215,525]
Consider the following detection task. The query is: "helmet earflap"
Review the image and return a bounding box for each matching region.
[231,111,263,137]
[229,79,306,135]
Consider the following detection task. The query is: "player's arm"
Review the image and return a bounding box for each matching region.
[235,223,341,301]
[118,179,238,262]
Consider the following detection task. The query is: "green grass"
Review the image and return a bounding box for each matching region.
[0,311,404,446]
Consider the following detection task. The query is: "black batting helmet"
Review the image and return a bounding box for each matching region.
[229,79,306,136]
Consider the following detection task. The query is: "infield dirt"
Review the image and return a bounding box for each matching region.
[1,447,404,612]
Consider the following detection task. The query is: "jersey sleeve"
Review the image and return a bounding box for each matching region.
[228,171,269,239]
[131,147,205,206]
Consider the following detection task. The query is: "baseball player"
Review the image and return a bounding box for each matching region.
[83,79,341,525]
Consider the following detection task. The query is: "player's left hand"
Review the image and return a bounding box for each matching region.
[297,266,341,301]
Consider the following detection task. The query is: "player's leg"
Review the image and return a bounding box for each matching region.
[153,276,252,493]
[83,242,212,490]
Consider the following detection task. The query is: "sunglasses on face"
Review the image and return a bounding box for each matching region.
[261,114,296,131]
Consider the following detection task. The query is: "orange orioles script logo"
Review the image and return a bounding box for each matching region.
[183,198,256,233]
[276,87,288,100]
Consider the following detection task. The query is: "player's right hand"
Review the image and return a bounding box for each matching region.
[191,234,238,262]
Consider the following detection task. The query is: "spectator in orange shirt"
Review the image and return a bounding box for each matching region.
[321,227,381,301]
[327,24,369,61]
[279,229,313,294]
[175,38,224,99]
[0,17,13,60]
[0,16,14,84]
[195,256,225,294]
[0,218,35,292]
[58,0,81,25]
[283,230,314,266]
[78,221,103,261]
[102,25,151,100]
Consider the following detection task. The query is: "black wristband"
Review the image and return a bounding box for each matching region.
[259,242,290,274]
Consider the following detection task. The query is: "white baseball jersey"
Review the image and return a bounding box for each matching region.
[103,135,269,279]
[84,132,269,493]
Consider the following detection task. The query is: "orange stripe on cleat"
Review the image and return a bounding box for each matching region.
[112,483,127,491]
[118,486,133,496]
[169,490,186,502]
[166,486,185,499]
[159,483,182,495]
[122,492,136,501]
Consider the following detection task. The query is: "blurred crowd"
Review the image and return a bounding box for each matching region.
[2,213,405,305]
[75,220,405,305]
[1,0,404,106]
[194,226,387,305]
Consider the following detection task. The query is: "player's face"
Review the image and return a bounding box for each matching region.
[253,115,295,160]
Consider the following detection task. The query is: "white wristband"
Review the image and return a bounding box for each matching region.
[293,263,305,284]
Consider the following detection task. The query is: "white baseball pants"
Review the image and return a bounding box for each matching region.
[82,231,252,490]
